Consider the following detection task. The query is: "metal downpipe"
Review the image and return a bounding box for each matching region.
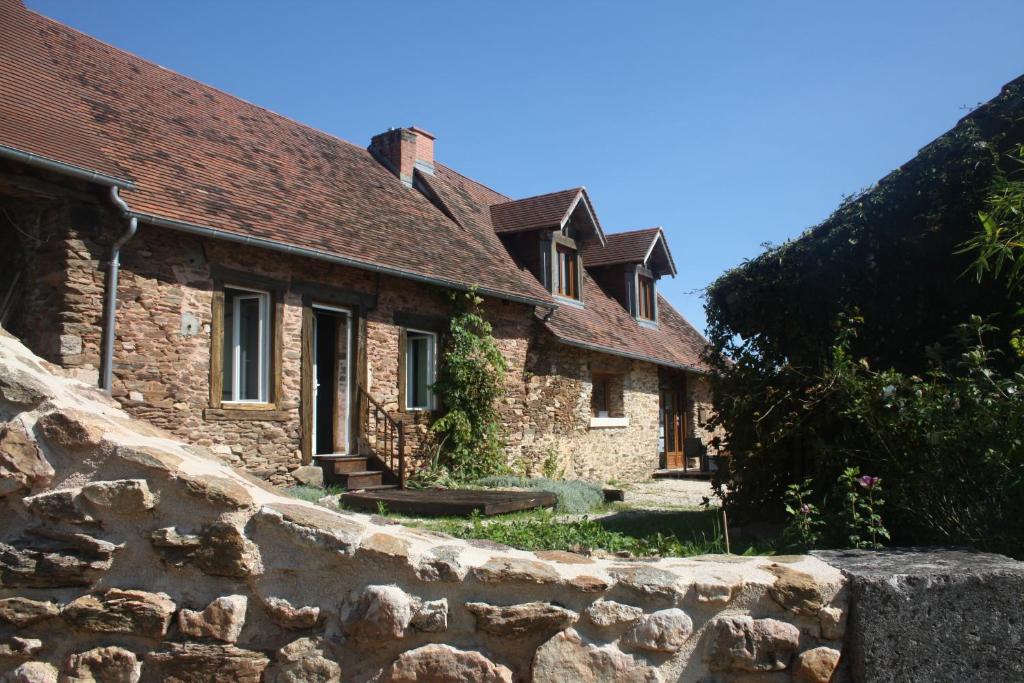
[101,187,137,393]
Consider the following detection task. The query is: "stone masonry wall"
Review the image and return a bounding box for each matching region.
[4,182,715,486]
[0,327,850,682]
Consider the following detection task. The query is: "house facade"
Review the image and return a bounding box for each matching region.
[0,0,719,487]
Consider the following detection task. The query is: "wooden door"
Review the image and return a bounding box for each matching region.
[663,389,685,469]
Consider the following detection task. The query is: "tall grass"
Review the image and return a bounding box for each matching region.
[473,476,605,514]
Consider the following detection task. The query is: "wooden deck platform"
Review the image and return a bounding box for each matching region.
[340,488,557,517]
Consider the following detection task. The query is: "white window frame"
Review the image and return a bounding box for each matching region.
[405,328,437,411]
[225,285,271,404]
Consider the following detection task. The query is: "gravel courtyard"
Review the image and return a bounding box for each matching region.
[620,478,717,509]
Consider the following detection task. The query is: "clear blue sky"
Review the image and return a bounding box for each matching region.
[27,1,1024,332]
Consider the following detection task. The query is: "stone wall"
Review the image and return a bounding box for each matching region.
[2,179,717,486]
[0,326,849,682]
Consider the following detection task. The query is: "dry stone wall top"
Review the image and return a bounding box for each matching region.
[0,326,852,681]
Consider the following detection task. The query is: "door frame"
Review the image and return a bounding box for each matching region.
[662,386,685,469]
[310,304,353,456]
[301,297,362,464]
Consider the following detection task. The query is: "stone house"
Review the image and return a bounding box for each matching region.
[0,0,719,487]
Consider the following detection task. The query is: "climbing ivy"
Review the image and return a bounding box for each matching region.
[429,287,509,481]
[702,78,1024,556]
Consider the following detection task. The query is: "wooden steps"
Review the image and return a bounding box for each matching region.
[312,453,397,490]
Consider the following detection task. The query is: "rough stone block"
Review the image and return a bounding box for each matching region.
[816,548,1024,683]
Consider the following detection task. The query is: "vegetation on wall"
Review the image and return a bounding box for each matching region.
[704,78,1024,557]
[427,287,509,481]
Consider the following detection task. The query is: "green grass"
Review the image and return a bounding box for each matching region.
[411,507,774,558]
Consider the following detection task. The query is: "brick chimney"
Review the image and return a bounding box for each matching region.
[368,126,435,187]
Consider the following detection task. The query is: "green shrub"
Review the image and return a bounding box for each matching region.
[430,288,508,481]
[474,476,605,514]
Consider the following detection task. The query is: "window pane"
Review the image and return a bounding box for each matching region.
[406,332,435,409]
[238,297,262,401]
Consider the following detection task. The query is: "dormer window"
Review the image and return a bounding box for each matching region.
[556,244,580,300]
[638,274,656,321]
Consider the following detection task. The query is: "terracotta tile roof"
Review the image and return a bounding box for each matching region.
[542,267,712,372]
[583,227,658,266]
[490,188,586,233]
[0,1,129,184]
[0,2,551,306]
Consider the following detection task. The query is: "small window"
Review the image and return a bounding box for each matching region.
[638,275,656,321]
[223,287,271,403]
[405,330,436,410]
[591,372,624,417]
[556,244,579,299]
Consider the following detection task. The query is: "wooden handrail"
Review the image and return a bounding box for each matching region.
[357,385,407,488]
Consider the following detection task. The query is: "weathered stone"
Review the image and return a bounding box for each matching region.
[768,563,826,616]
[61,589,176,640]
[706,616,800,672]
[414,545,468,582]
[360,532,412,560]
[472,557,559,584]
[532,628,663,683]
[818,605,846,640]
[63,646,140,683]
[142,643,269,683]
[0,597,60,627]
[535,550,594,564]
[255,504,364,556]
[608,565,683,600]
[815,548,1024,683]
[112,444,183,472]
[621,608,693,653]
[693,577,740,604]
[793,646,841,683]
[5,661,58,683]
[411,598,448,633]
[266,637,340,683]
[178,595,247,643]
[150,526,202,549]
[0,637,42,658]
[261,596,322,630]
[340,585,415,642]
[35,411,106,450]
[566,574,612,593]
[0,366,49,407]
[0,532,118,588]
[195,522,262,578]
[466,601,577,637]
[81,479,155,512]
[179,474,253,509]
[584,599,643,628]
[291,465,323,488]
[381,644,513,683]
[0,421,53,496]
[22,488,94,524]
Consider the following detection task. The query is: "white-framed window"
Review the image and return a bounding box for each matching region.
[222,286,271,403]
[405,329,437,410]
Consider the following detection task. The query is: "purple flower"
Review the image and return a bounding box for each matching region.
[857,475,881,490]
[800,504,812,515]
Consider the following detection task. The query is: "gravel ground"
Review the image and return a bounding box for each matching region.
[619,479,717,509]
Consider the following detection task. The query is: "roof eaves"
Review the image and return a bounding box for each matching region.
[644,228,677,277]
[0,143,135,190]
[562,188,606,246]
[132,210,556,309]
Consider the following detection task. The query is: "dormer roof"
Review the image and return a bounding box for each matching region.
[582,227,677,277]
[490,187,605,244]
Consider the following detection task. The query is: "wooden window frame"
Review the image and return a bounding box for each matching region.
[401,328,437,412]
[637,274,656,321]
[555,243,580,300]
[208,279,284,415]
